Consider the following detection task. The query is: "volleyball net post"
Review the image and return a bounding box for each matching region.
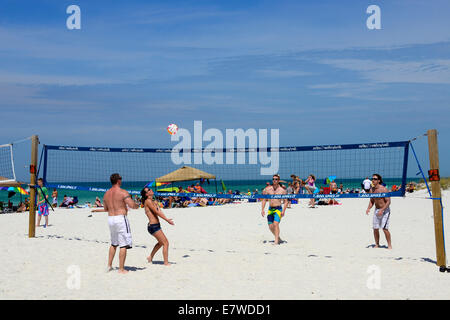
[28,135,39,238]
[427,129,446,270]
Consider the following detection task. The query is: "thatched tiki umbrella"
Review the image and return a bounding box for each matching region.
[155,166,217,193]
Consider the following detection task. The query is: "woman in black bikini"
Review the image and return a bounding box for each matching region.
[141,188,174,266]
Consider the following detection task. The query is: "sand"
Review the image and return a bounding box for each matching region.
[1,189,449,300]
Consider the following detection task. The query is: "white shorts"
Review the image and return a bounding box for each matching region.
[108,215,132,249]
[373,207,391,230]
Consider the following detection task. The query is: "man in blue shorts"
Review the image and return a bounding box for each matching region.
[261,174,288,245]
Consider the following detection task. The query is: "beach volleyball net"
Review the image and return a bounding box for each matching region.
[0,144,16,182]
[42,140,410,199]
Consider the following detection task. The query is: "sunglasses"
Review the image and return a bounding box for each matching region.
[372,178,379,180]
[273,178,279,180]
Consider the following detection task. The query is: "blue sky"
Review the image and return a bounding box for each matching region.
[1,0,449,179]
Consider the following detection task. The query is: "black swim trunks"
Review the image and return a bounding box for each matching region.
[147,223,161,235]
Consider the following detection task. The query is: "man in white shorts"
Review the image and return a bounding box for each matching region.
[365,174,392,249]
[362,177,371,193]
[103,173,139,274]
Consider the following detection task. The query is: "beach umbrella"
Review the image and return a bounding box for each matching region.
[7,186,29,195]
[145,181,170,188]
[1,187,26,195]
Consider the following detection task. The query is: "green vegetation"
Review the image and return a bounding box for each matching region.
[417,177,450,190]
[441,177,450,190]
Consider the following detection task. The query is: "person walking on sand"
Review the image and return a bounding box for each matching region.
[36,178,50,228]
[141,188,174,266]
[103,173,139,274]
[366,173,392,249]
[261,174,288,245]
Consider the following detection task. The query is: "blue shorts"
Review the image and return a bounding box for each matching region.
[147,223,161,235]
[38,203,49,216]
[267,206,282,224]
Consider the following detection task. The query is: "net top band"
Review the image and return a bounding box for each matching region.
[45,141,409,153]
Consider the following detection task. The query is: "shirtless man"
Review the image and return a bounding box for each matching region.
[365,173,392,249]
[141,188,174,266]
[330,180,338,194]
[103,173,139,274]
[261,174,288,245]
[51,189,58,208]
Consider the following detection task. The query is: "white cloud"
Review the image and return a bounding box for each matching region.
[0,71,131,86]
[319,59,450,84]
[256,69,314,78]
[307,81,415,101]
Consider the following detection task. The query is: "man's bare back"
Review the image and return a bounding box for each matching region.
[103,186,135,216]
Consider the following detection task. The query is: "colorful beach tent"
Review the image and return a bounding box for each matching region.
[0,176,26,188]
[155,166,216,183]
[0,177,28,198]
[157,187,180,192]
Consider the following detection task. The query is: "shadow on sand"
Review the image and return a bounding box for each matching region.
[150,261,176,265]
[124,266,147,272]
[263,239,288,245]
[420,257,437,264]
[37,234,148,249]
[366,244,389,249]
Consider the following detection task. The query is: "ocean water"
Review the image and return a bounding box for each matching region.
[1,178,422,207]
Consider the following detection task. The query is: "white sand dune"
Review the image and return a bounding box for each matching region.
[1,189,449,300]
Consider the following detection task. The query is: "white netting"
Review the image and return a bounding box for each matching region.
[0,144,16,182]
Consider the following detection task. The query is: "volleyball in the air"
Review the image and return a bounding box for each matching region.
[167,123,178,135]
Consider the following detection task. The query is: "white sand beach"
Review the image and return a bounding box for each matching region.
[1,189,449,300]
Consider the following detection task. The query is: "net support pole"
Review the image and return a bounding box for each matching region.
[28,135,39,238]
[42,145,48,185]
[400,142,410,196]
[427,129,446,268]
